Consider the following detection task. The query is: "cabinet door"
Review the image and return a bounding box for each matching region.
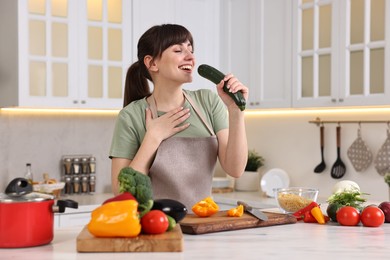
[18,0,79,107]
[77,0,132,109]
[292,0,390,108]
[221,0,291,109]
[15,0,130,109]
[338,0,390,106]
[292,0,338,107]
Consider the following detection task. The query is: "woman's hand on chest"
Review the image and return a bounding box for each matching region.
[145,106,191,143]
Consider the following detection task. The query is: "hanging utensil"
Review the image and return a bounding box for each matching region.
[374,126,390,176]
[314,125,326,173]
[331,125,346,179]
[347,124,373,172]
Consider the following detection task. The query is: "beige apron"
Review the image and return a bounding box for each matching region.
[147,92,218,209]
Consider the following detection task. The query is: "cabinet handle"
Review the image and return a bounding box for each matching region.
[331,98,337,102]
[73,100,78,104]
[338,98,344,102]
[81,100,86,104]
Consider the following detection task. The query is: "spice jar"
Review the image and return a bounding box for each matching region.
[89,174,96,193]
[72,158,80,175]
[89,157,96,173]
[63,158,72,175]
[81,158,89,174]
[81,175,89,193]
[64,176,72,194]
[73,176,80,194]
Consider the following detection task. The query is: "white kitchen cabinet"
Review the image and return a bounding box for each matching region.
[0,0,132,109]
[292,0,390,108]
[54,204,97,228]
[55,212,91,228]
[132,0,221,92]
[220,0,292,109]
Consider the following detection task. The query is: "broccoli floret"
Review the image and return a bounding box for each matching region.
[118,167,154,217]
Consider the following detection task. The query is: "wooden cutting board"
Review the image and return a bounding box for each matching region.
[76,225,183,252]
[180,211,297,235]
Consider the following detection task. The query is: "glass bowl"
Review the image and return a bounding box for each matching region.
[275,187,319,214]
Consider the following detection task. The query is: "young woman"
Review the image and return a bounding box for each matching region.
[109,24,248,208]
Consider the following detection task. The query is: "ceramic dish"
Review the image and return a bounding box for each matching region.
[260,168,289,197]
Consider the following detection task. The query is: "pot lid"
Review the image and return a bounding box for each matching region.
[0,192,54,203]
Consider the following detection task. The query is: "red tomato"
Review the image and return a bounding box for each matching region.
[336,206,360,226]
[360,206,385,227]
[141,210,169,234]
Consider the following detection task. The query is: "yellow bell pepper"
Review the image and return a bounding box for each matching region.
[87,200,141,237]
[310,206,326,224]
[227,204,244,217]
[192,197,219,217]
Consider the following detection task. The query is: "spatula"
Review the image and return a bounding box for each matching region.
[314,125,326,173]
[331,126,346,179]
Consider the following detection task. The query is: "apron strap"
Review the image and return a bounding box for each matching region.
[147,91,215,136]
[183,92,215,136]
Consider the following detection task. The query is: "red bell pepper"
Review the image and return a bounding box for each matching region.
[292,201,319,220]
[303,211,318,223]
[102,192,136,205]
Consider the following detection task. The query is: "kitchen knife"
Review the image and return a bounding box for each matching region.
[237,201,268,221]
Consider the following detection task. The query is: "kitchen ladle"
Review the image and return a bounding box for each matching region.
[314,125,326,173]
[5,178,33,197]
[331,125,346,179]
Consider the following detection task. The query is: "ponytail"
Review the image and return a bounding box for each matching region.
[123,61,151,107]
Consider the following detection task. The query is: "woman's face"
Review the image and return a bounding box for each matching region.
[154,40,195,85]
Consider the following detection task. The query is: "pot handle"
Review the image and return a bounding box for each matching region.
[53,199,79,213]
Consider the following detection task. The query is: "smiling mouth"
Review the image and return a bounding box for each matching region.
[179,65,193,71]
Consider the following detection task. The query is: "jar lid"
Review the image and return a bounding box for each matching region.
[0,192,54,203]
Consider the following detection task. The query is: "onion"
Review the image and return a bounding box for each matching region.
[332,180,360,194]
[378,201,390,223]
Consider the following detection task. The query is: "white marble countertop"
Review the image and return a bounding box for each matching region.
[2,216,389,259]
[3,191,389,259]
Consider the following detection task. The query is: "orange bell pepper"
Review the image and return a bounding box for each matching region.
[87,200,141,237]
[192,197,219,217]
[227,204,244,217]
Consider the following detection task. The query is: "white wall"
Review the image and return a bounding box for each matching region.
[1,108,389,202]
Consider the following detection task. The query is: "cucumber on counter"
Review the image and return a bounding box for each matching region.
[198,64,246,111]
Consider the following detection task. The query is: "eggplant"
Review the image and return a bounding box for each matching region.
[152,199,188,222]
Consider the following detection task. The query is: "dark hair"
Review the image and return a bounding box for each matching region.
[123,24,194,107]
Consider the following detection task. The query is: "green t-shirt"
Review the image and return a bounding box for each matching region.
[109,89,228,159]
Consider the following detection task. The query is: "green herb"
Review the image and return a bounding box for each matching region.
[326,188,368,210]
[245,150,264,171]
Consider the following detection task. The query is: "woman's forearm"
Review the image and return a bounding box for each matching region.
[221,105,248,177]
[111,131,161,194]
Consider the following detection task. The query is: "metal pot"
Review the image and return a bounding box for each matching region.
[0,178,78,248]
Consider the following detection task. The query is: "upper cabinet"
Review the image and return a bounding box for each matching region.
[221,0,292,109]
[292,0,390,108]
[0,0,131,109]
[0,0,220,109]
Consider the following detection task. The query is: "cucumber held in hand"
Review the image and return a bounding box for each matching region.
[198,64,246,111]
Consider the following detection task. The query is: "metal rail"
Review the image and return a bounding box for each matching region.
[309,117,390,126]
